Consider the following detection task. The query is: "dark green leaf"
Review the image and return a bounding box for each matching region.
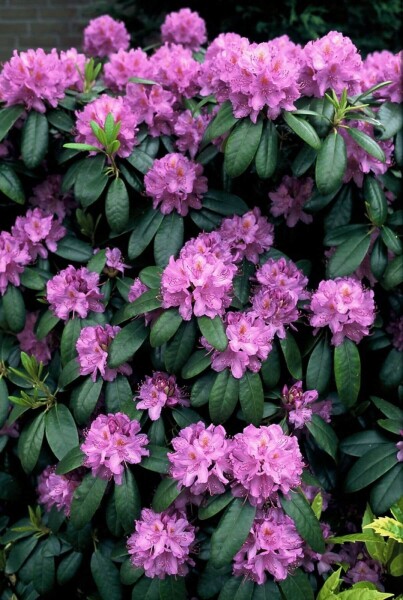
[108,320,148,367]
[57,551,83,585]
[239,371,264,426]
[340,430,390,457]
[306,414,338,461]
[334,339,361,408]
[278,569,314,600]
[114,467,141,532]
[304,186,341,213]
[18,411,45,472]
[210,498,256,568]
[131,577,160,600]
[165,319,198,374]
[54,235,93,261]
[139,266,163,288]
[370,463,403,515]
[233,259,255,306]
[199,491,234,520]
[181,349,211,379]
[0,164,25,204]
[105,178,130,233]
[253,580,281,600]
[120,559,143,586]
[70,377,103,425]
[154,212,184,267]
[128,207,164,259]
[47,109,74,132]
[5,535,39,575]
[346,127,386,162]
[315,132,347,195]
[45,404,79,460]
[3,285,25,333]
[203,100,238,143]
[324,223,368,246]
[327,230,371,278]
[198,315,228,351]
[91,550,122,600]
[197,562,232,600]
[70,474,108,529]
[60,318,81,366]
[280,490,325,553]
[0,105,25,142]
[140,445,170,474]
[371,396,403,420]
[172,407,202,428]
[382,255,403,290]
[74,155,108,207]
[33,542,55,594]
[291,145,317,177]
[324,185,353,231]
[381,225,402,255]
[112,289,161,324]
[105,375,133,414]
[0,472,21,501]
[224,118,263,178]
[371,237,388,280]
[20,266,51,290]
[260,343,281,389]
[283,112,321,150]
[377,102,403,140]
[255,120,278,179]
[150,309,182,347]
[279,333,302,379]
[58,358,81,389]
[0,378,9,428]
[56,446,85,475]
[306,336,332,394]
[209,370,239,423]
[21,111,48,168]
[201,190,248,216]
[344,443,397,492]
[196,144,220,165]
[151,478,181,512]
[364,177,388,226]
[219,578,254,600]
[126,148,154,173]
[190,207,223,231]
[191,371,217,407]
[159,577,186,600]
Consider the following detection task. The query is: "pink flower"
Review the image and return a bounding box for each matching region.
[46,265,104,321]
[233,508,304,583]
[59,48,86,92]
[12,208,66,261]
[269,176,314,227]
[0,48,66,112]
[219,208,274,264]
[161,9,207,51]
[81,412,149,484]
[105,247,129,274]
[83,15,130,58]
[361,50,403,103]
[76,324,132,382]
[386,314,403,352]
[149,43,201,98]
[37,466,81,516]
[75,94,138,158]
[29,175,75,221]
[128,277,148,303]
[144,153,207,216]
[168,422,231,495]
[299,31,363,97]
[161,251,236,320]
[136,372,188,420]
[125,83,176,137]
[127,508,196,579]
[16,311,54,364]
[103,48,151,91]
[251,288,300,339]
[230,424,304,507]
[0,232,30,296]
[202,311,274,379]
[173,109,212,158]
[309,277,376,346]
[255,258,309,301]
[282,381,319,429]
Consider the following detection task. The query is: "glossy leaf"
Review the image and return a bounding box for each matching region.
[128,207,164,259]
[70,377,103,425]
[344,443,397,493]
[150,308,182,348]
[18,411,46,472]
[327,230,371,278]
[210,498,256,568]
[315,132,347,195]
[209,370,239,423]
[255,119,278,178]
[346,127,386,162]
[224,118,263,178]
[306,336,332,394]
[165,319,198,374]
[108,320,148,367]
[198,315,228,351]
[55,446,85,475]
[239,371,264,426]
[364,177,388,226]
[283,111,321,150]
[306,414,338,461]
[45,404,79,460]
[140,445,170,474]
[279,333,302,379]
[105,178,130,233]
[152,477,182,512]
[3,285,25,333]
[70,474,108,529]
[154,212,184,267]
[203,100,238,142]
[0,104,25,142]
[334,339,361,408]
[0,164,25,204]
[280,490,325,553]
[21,111,49,169]
[114,467,141,532]
[74,155,108,207]
[91,550,122,600]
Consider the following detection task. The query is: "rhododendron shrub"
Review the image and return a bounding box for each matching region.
[0,8,402,600]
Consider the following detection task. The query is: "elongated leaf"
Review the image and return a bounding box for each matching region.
[260,343,281,389]
[105,375,133,414]
[127,148,153,173]
[21,111,48,168]
[377,102,403,140]
[253,580,281,600]
[57,551,83,585]
[152,478,181,512]
[334,339,361,408]
[45,404,79,460]
[324,223,369,246]
[165,320,198,374]
[280,491,325,553]
[364,177,388,226]
[140,445,170,474]
[306,414,338,461]
[36,310,59,340]
[278,569,314,600]
[371,236,388,280]
[74,155,108,207]
[224,118,263,178]
[340,430,390,457]
[239,371,264,426]
[381,225,402,255]
[209,370,239,423]
[70,474,108,528]
[150,309,182,347]
[114,467,141,532]
[382,255,403,290]
[113,289,161,324]
[306,336,332,394]
[346,127,386,162]
[327,230,371,278]
[198,315,228,351]
[0,105,25,142]
[191,371,217,407]
[283,112,321,150]
[60,318,81,366]
[91,550,122,600]
[154,212,184,267]
[371,396,403,420]
[370,463,403,515]
[219,578,254,600]
[54,236,93,262]
[210,499,256,568]
[58,358,80,389]
[18,412,45,472]
[70,377,103,425]
[292,145,317,177]
[56,446,85,475]
[5,535,39,575]
[0,164,25,204]
[344,443,397,493]
[105,178,130,233]
[47,109,74,132]
[20,266,51,290]
[108,320,148,367]
[128,207,164,259]
[279,333,302,379]
[3,285,25,332]
[139,266,163,288]
[315,132,347,195]
[255,120,278,178]
[181,350,211,379]
[201,190,248,216]
[199,491,234,521]
[203,100,238,143]
[33,542,55,594]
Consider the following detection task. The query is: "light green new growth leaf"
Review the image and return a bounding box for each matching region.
[363,517,403,543]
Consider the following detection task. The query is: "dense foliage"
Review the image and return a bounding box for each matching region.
[0,8,402,600]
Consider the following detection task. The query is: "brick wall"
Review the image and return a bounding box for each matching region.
[0,0,99,62]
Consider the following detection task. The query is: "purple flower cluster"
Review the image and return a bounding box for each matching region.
[136,371,188,420]
[361,50,403,103]
[125,83,175,137]
[282,381,319,429]
[37,466,81,516]
[81,412,149,484]
[0,231,30,296]
[269,176,314,227]
[11,208,66,261]
[149,43,201,99]
[173,109,212,158]
[29,175,75,221]
[310,277,376,345]
[83,15,130,58]
[16,312,54,365]
[103,48,151,91]
[76,324,132,382]
[161,8,207,50]
[46,265,104,321]
[219,208,274,264]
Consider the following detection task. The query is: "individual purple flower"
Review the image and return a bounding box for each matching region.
[269,176,314,227]
[251,287,301,340]
[386,315,403,352]
[255,257,309,300]
[46,265,104,321]
[302,522,340,575]
[75,94,138,158]
[37,466,81,516]
[29,174,75,221]
[160,251,236,320]
[127,508,196,579]
[230,424,304,507]
[83,15,130,57]
[299,31,363,97]
[344,554,384,589]
[149,43,201,98]
[125,83,176,137]
[202,311,274,379]
[59,48,86,91]
[361,50,403,103]
[76,324,131,382]
[168,422,232,495]
[16,311,54,364]
[105,247,129,274]
[282,381,319,429]
[233,508,304,583]
[309,277,376,346]
[136,372,188,421]
[219,208,274,264]
[144,153,207,216]
[161,8,207,51]
[0,232,30,296]
[0,48,66,112]
[81,412,149,484]
[103,48,151,91]
[11,208,66,261]
[173,109,211,158]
